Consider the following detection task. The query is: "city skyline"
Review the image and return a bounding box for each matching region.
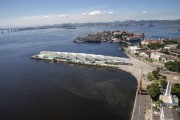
[0,0,180,27]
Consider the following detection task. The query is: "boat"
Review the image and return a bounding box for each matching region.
[118,47,122,51]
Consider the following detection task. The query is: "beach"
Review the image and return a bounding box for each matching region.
[118,51,154,89]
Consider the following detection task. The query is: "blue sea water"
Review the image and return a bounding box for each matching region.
[0,24,179,120]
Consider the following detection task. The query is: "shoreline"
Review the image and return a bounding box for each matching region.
[31,50,154,86]
[119,50,154,83]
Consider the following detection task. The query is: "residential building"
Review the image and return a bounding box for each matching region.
[113,31,122,36]
[128,46,141,54]
[160,106,174,120]
[150,52,166,61]
[127,34,143,41]
[164,44,178,50]
[174,38,180,43]
[169,48,180,58]
[160,107,180,120]
[161,55,177,63]
[137,49,152,58]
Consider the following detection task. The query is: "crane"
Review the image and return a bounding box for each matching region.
[137,67,143,95]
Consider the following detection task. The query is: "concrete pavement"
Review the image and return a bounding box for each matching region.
[132,94,146,120]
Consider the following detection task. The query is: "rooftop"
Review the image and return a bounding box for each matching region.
[162,106,174,119]
[39,51,129,63]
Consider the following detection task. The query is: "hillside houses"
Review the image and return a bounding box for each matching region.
[128,45,178,62]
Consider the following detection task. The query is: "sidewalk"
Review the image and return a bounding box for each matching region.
[119,50,154,88]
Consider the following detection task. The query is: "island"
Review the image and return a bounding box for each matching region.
[73,30,144,43]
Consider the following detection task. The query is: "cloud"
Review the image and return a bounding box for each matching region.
[81,13,87,15]
[142,11,148,14]
[43,15,53,18]
[88,11,103,15]
[58,14,69,18]
[4,10,179,27]
[0,11,136,27]
[87,10,115,16]
[0,11,131,27]
[108,11,114,14]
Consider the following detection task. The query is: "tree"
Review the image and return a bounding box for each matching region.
[156,67,161,73]
[152,70,159,79]
[147,83,161,101]
[164,61,180,73]
[171,83,180,98]
[163,39,177,45]
[147,43,165,50]
[156,100,164,108]
[177,43,180,49]
[114,34,123,39]
[138,42,142,48]
[160,80,167,89]
[162,49,169,54]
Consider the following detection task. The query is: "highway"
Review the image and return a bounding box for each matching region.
[132,94,146,120]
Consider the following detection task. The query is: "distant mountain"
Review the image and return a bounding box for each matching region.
[1,19,180,30]
[40,19,180,28]
[119,19,180,25]
[77,19,180,27]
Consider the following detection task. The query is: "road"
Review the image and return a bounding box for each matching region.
[132,94,146,120]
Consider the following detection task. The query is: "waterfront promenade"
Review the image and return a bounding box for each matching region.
[118,52,154,88]
[119,51,154,120]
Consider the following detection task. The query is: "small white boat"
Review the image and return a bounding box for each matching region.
[118,47,122,51]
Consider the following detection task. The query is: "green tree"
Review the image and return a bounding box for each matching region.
[152,70,159,79]
[147,83,161,101]
[160,80,167,89]
[162,49,169,54]
[156,100,164,108]
[163,40,177,45]
[156,67,161,73]
[171,83,180,98]
[138,42,142,48]
[177,43,180,49]
[147,43,165,50]
[164,61,180,73]
[114,34,123,39]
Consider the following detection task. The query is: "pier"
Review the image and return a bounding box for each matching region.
[31,51,132,68]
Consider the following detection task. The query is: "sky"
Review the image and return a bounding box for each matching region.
[0,0,180,27]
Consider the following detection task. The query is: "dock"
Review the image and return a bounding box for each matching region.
[31,51,132,68]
